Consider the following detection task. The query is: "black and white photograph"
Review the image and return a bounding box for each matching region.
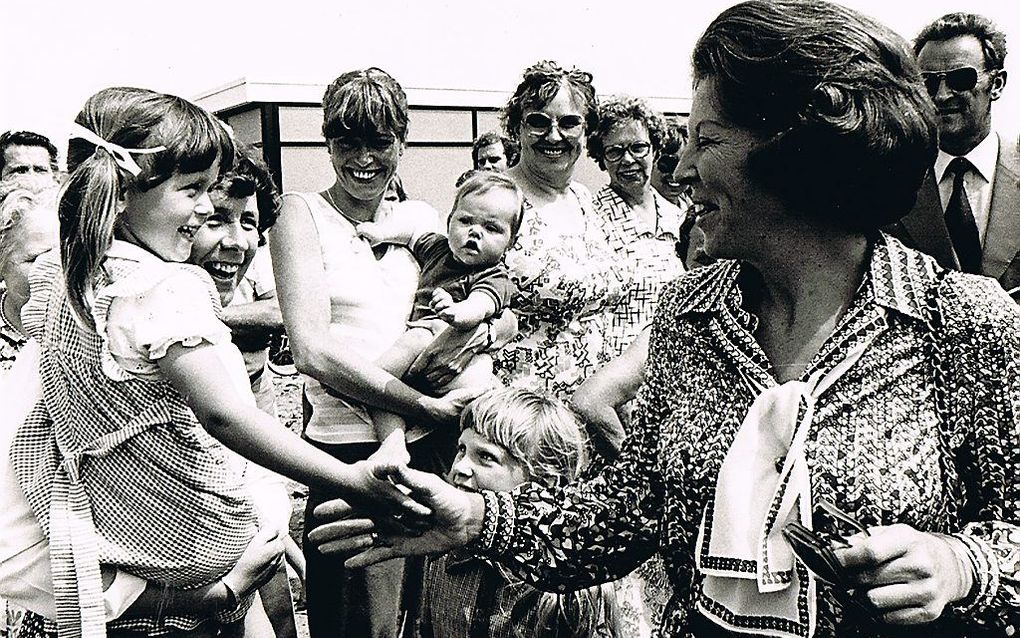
[2,1,1020,637]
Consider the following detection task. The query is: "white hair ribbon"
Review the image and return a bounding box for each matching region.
[68,123,166,178]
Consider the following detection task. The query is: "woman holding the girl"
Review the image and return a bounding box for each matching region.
[1,86,431,638]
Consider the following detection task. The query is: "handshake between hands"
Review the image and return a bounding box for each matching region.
[309,461,485,570]
[309,480,979,628]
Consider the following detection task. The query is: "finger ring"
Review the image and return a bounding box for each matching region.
[369,532,379,545]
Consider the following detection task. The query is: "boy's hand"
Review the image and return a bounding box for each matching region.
[357,222,386,246]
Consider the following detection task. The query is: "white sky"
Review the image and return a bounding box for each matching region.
[3,0,1020,149]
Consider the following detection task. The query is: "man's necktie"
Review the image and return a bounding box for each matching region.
[944,156,982,274]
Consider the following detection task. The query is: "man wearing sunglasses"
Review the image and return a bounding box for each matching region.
[889,13,1020,296]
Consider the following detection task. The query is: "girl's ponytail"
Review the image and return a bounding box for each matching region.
[58,149,123,328]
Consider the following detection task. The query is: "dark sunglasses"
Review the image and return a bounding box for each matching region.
[523,112,585,137]
[782,500,869,586]
[656,154,680,175]
[921,66,980,96]
[604,141,651,163]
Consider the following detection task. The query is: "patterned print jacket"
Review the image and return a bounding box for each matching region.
[487,235,1020,637]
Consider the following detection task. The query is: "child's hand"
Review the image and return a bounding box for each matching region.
[221,526,285,606]
[357,222,386,246]
[340,460,434,532]
[437,302,480,330]
[430,288,455,314]
[309,466,485,568]
[432,289,485,330]
[368,431,411,469]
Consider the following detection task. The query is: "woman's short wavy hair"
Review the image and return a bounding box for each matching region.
[212,143,281,243]
[321,67,409,142]
[501,61,599,143]
[586,95,668,170]
[692,0,938,230]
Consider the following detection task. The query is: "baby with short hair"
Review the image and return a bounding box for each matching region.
[357,170,524,464]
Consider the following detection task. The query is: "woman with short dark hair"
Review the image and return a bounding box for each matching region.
[270,67,478,638]
[310,3,1020,637]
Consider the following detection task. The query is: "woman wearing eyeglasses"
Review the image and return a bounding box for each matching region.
[493,61,632,399]
[588,96,687,359]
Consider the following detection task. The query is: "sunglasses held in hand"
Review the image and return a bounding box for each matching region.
[782,500,870,586]
[920,66,983,96]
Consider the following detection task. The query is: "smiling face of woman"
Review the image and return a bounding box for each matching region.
[327,131,403,203]
[516,84,586,181]
[678,78,786,261]
[603,119,653,202]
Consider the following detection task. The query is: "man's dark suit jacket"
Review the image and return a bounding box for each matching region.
[886,133,1020,295]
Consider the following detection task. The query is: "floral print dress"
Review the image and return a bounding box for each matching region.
[494,183,632,400]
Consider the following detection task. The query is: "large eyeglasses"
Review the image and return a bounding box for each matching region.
[523,112,585,137]
[603,141,652,163]
[921,66,982,96]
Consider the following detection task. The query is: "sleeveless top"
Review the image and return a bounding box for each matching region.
[286,192,437,445]
[11,245,256,638]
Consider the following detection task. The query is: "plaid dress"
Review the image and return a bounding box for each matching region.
[10,246,257,638]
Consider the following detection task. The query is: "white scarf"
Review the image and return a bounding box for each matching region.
[695,332,876,638]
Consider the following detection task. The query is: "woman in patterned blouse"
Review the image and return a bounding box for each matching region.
[311,2,1020,637]
[588,95,687,360]
[492,60,632,400]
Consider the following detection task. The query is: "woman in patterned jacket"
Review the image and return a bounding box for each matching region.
[310,2,1020,637]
